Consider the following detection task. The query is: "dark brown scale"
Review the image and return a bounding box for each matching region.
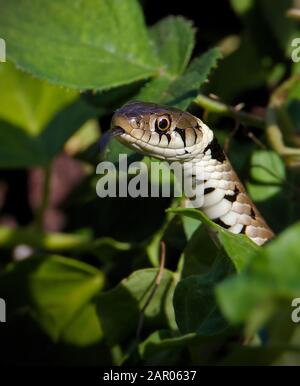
[204,187,215,194]
[204,137,226,162]
[224,192,237,202]
[214,218,231,229]
[165,133,172,144]
[157,131,165,141]
[175,127,186,147]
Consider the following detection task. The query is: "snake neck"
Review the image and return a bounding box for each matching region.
[182,138,274,246]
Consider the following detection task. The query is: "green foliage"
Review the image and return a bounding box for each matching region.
[0,0,158,90]
[138,330,200,365]
[0,62,97,167]
[0,0,299,366]
[161,48,222,109]
[173,255,230,336]
[0,255,104,340]
[138,17,222,109]
[97,268,176,345]
[0,62,77,134]
[169,208,260,272]
[150,16,195,77]
[217,222,300,338]
[247,150,286,201]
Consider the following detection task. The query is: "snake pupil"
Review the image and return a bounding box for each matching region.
[156,116,170,131]
[159,119,168,129]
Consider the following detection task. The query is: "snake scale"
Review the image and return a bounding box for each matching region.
[111,101,274,246]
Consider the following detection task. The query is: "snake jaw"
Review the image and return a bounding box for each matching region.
[110,114,131,135]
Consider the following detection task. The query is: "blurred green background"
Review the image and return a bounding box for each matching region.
[0,0,300,366]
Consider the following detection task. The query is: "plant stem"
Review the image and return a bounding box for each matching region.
[0,226,92,251]
[194,94,266,129]
[35,162,52,231]
[195,93,300,166]
[266,107,300,163]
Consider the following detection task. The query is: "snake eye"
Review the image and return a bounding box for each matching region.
[155,115,171,131]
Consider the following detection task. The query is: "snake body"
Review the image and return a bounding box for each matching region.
[111,101,274,246]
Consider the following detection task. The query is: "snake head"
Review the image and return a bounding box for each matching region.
[111,101,213,161]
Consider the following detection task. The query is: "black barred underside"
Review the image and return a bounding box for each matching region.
[174,128,186,147]
[203,182,248,234]
[199,155,273,244]
[203,137,226,162]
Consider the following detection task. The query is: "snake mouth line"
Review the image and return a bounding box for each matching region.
[110,126,125,137]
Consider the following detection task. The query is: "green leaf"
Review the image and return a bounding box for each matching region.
[216,222,300,333]
[61,302,103,347]
[247,182,282,202]
[136,76,173,103]
[0,62,76,135]
[150,16,195,77]
[0,226,93,250]
[0,255,104,341]
[136,16,196,103]
[173,253,232,336]
[145,199,180,267]
[0,121,48,168]
[162,48,222,109]
[65,118,100,156]
[103,136,139,164]
[58,301,114,365]
[0,62,98,167]
[181,215,201,240]
[136,16,221,110]
[247,150,286,213]
[180,224,219,277]
[249,150,286,185]
[230,0,253,15]
[140,330,197,356]
[246,147,294,233]
[0,0,158,90]
[168,207,260,272]
[0,98,97,168]
[138,48,222,110]
[139,330,197,365]
[39,98,98,160]
[91,236,133,261]
[96,268,176,344]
